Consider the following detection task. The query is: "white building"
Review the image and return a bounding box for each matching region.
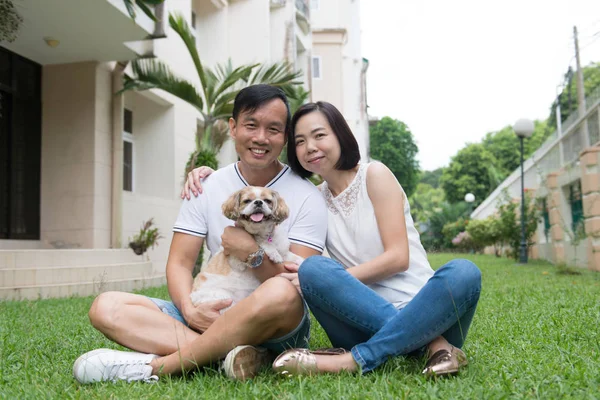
[309,0,370,158]
[0,0,367,299]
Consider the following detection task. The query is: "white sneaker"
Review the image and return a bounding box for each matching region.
[222,345,271,381]
[73,348,159,384]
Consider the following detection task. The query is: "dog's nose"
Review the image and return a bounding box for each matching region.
[254,199,263,206]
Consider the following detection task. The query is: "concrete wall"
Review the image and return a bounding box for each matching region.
[120,89,195,272]
[40,62,112,249]
[312,30,344,108]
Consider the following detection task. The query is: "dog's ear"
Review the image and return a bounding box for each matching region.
[222,190,242,220]
[271,190,289,223]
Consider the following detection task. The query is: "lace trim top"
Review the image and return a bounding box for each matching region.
[320,164,366,217]
[319,162,434,309]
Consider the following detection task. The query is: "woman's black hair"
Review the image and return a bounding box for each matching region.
[287,101,360,178]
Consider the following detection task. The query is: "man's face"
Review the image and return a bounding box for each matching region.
[229,99,287,170]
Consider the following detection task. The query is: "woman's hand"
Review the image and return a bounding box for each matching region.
[277,262,301,293]
[180,166,215,200]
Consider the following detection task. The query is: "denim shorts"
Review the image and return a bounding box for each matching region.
[148,297,310,354]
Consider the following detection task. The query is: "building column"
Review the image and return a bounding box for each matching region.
[546,172,566,264]
[580,146,600,271]
[111,63,126,248]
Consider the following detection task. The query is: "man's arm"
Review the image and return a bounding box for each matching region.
[167,233,232,332]
[220,227,320,282]
[252,243,320,282]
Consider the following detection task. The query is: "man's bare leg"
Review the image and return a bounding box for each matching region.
[89,291,200,355]
[150,277,304,375]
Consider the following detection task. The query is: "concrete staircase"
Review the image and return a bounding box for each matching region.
[0,249,166,301]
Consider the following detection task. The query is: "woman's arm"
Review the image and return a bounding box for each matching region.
[180,166,215,199]
[347,162,410,285]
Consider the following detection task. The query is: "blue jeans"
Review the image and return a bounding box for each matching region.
[298,256,481,373]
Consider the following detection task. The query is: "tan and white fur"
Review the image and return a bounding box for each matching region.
[190,186,304,312]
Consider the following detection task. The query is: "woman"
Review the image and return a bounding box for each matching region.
[185,102,481,377]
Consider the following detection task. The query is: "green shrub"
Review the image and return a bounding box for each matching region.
[185,149,218,178]
[467,217,503,255]
[495,190,541,259]
[442,217,468,247]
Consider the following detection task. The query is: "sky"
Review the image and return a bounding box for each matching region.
[360,0,600,171]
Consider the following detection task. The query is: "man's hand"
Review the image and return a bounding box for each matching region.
[182,298,233,332]
[221,225,258,260]
[277,262,301,293]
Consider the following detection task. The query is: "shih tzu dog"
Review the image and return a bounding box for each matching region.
[190,186,304,311]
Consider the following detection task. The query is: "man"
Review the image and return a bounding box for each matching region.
[73,85,327,383]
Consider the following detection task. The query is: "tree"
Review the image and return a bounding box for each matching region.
[409,183,445,223]
[548,63,600,131]
[482,126,521,178]
[419,167,444,188]
[121,14,306,175]
[439,143,500,206]
[0,0,23,43]
[524,119,550,156]
[419,201,470,252]
[369,117,420,197]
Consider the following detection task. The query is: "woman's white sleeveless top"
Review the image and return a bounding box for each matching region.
[320,163,434,309]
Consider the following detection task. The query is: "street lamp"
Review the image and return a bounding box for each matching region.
[465,193,475,215]
[513,118,535,264]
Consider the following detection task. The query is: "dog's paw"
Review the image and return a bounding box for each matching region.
[266,251,283,264]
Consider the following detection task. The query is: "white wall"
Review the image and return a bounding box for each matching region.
[311,0,369,159]
[228,0,271,65]
[311,0,342,29]
[121,89,196,272]
[40,62,112,249]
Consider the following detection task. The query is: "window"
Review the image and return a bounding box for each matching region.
[569,180,583,235]
[312,56,322,79]
[124,108,133,134]
[191,11,197,29]
[123,108,134,192]
[310,0,319,10]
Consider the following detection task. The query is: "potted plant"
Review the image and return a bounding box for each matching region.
[129,218,163,256]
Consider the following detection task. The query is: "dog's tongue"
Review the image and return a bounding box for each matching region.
[250,213,264,222]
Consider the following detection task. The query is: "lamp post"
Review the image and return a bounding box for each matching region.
[464,193,475,215]
[513,119,535,264]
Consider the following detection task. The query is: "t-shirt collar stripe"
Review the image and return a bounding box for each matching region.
[233,163,289,188]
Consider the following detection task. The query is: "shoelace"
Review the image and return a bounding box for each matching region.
[105,361,158,383]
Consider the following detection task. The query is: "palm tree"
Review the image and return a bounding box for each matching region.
[121,13,306,173]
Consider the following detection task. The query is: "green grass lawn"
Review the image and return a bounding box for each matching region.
[1,254,599,399]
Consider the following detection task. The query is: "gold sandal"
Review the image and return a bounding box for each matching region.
[272,348,319,376]
[422,346,468,377]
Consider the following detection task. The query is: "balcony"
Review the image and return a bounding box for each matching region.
[1,0,157,65]
[270,0,287,8]
[295,0,310,34]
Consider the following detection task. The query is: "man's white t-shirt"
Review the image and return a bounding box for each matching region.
[173,163,327,257]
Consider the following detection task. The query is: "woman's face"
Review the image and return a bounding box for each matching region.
[293,111,341,176]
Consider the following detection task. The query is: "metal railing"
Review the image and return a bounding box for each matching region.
[295,0,309,19]
[473,88,600,219]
